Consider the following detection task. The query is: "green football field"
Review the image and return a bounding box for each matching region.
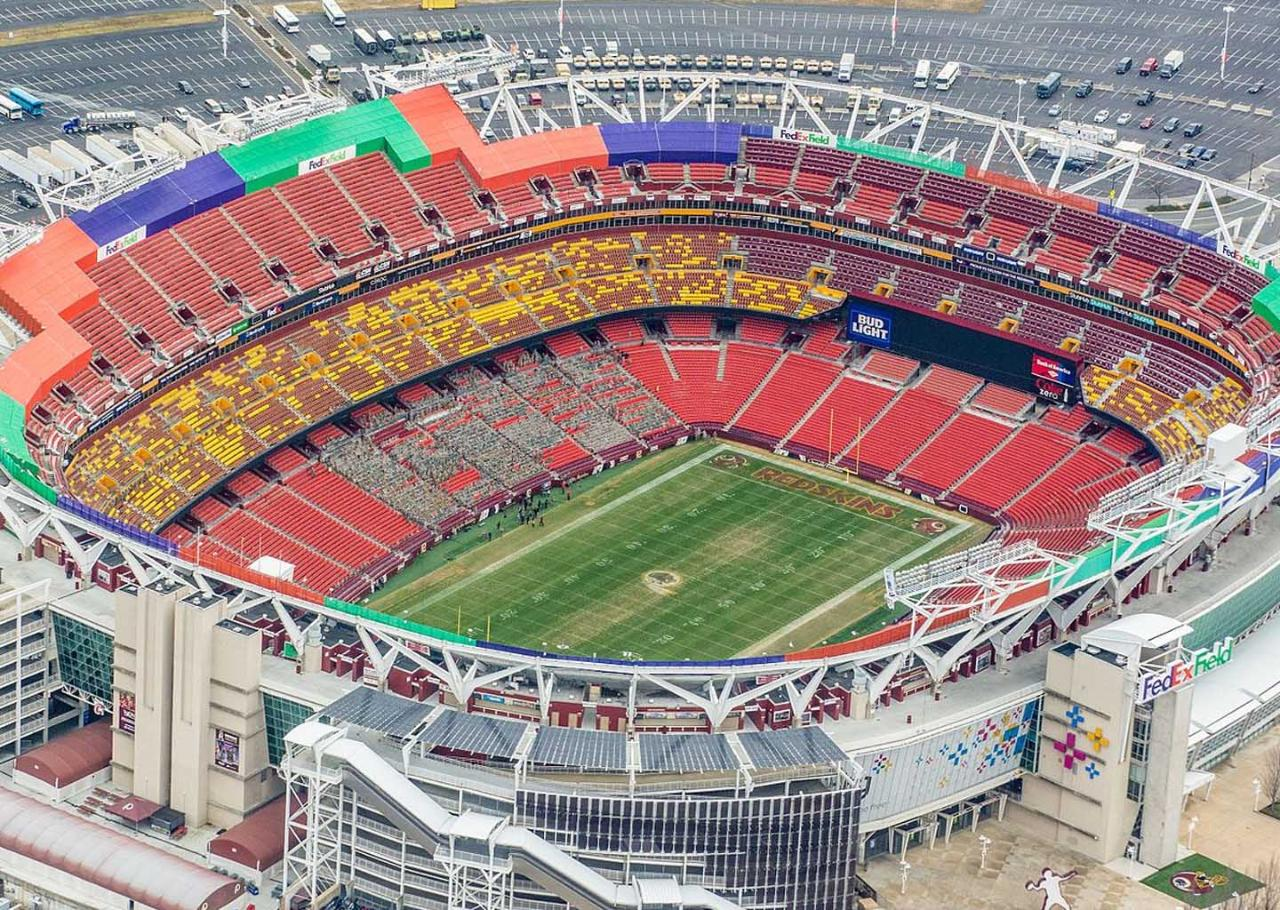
[366,441,983,661]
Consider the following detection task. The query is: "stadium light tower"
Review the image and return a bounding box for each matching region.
[1221,5,1235,81]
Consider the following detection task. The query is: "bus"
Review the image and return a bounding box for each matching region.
[321,0,346,26]
[375,28,396,51]
[1036,71,1063,99]
[7,87,44,117]
[934,61,961,90]
[352,27,378,54]
[913,59,931,89]
[0,97,22,121]
[272,4,300,33]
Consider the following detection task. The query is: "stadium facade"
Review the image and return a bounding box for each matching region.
[0,80,1277,908]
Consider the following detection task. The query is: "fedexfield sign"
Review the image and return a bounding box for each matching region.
[1136,637,1233,704]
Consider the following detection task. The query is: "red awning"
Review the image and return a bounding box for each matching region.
[105,793,162,824]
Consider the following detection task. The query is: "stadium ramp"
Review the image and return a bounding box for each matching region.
[288,721,743,910]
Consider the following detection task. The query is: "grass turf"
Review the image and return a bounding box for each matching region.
[1141,853,1263,908]
[366,440,978,661]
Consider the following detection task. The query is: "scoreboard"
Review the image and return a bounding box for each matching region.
[846,296,1081,404]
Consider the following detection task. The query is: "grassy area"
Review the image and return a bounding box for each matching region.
[0,10,211,48]
[367,440,978,661]
[1141,853,1263,908]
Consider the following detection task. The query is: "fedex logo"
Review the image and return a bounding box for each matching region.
[1136,637,1233,703]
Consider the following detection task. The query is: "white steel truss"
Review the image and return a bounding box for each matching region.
[38,148,182,221]
[0,220,41,264]
[449,70,1278,258]
[281,724,348,907]
[364,38,521,99]
[185,90,348,152]
[1,413,1272,729]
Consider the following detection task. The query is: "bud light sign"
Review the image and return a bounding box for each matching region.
[1136,637,1233,704]
[847,301,893,349]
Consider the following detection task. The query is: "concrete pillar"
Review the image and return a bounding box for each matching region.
[1140,682,1193,868]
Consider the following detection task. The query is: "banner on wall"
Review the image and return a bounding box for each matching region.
[214,728,242,772]
[117,692,135,735]
[298,145,356,176]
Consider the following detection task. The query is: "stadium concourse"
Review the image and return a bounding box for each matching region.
[0,76,1279,910]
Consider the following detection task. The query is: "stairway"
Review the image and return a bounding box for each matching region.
[724,351,788,430]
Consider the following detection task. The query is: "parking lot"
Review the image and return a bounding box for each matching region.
[0,0,199,30]
[0,0,1276,227]
[0,20,288,220]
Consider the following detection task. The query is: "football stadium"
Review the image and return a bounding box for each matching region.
[0,28,1278,910]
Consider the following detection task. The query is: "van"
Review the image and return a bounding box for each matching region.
[1116,56,1133,74]
[203,98,224,115]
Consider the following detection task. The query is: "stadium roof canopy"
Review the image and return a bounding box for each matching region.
[0,787,244,910]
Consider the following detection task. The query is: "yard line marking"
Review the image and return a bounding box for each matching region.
[737,517,973,657]
[398,443,731,616]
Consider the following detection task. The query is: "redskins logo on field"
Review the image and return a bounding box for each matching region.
[914,517,948,536]
[711,453,747,469]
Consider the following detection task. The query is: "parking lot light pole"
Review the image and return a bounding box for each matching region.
[1220,5,1235,81]
[891,0,899,50]
[213,0,230,60]
[1015,78,1026,124]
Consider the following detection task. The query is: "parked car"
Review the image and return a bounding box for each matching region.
[176,79,194,95]
[1047,103,1061,117]
[1075,80,1094,98]
[1136,89,1155,106]
[1093,108,1111,123]
[1139,115,1155,129]
[1199,147,1217,160]
[1248,80,1265,94]
[1183,122,1203,137]
[1116,112,1132,125]
[1161,116,1181,132]
[1116,56,1133,74]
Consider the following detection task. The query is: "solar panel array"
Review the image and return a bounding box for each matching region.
[738,727,848,769]
[528,726,629,772]
[422,710,527,760]
[638,733,737,774]
[321,686,433,741]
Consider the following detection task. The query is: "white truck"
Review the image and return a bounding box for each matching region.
[838,52,856,82]
[307,44,333,66]
[0,148,45,187]
[1057,119,1117,147]
[1160,49,1184,78]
